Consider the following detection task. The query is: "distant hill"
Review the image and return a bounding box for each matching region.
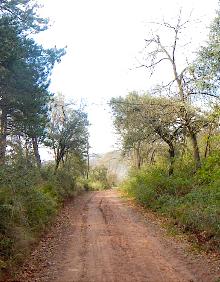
[90,151,129,182]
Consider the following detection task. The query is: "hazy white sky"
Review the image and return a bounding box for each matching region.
[37,0,218,157]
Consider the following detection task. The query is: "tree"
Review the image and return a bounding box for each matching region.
[193,4,220,97]
[110,92,186,175]
[0,8,65,165]
[46,96,89,173]
[110,93,152,169]
[139,12,203,169]
[89,166,109,189]
[0,0,49,33]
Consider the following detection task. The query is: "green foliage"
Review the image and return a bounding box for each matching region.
[0,2,65,167]
[0,0,49,34]
[0,157,84,276]
[110,92,204,173]
[122,166,193,206]
[45,95,89,172]
[23,188,57,230]
[0,1,87,278]
[121,160,220,251]
[173,185,220,235]
[88,166,110,190]
[196,151,220,184]
[195,4,220,95]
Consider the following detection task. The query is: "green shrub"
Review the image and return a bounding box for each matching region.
[0,160,84,276]
[174,185,220,235]
[88,166,110,190]
[196,152,220,184]
[23,188,57,231]
[121,164,220,251]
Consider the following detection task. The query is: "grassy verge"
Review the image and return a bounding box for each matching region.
[0,162,85,279]
[120,159,220,252]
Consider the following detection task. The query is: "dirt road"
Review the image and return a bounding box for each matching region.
[16,190,220,282]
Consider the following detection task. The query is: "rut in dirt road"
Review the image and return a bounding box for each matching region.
[16,190,220,282]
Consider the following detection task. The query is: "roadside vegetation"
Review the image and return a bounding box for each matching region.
[86,165,117,190]
[120,161,220,251]
[0,1,89,277]
[110,6,220,252]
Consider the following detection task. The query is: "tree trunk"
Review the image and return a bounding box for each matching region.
[189,130,201,170]
[204,126,212,158]
[204,135,211,158]
[171,53,201,170]
[54,152,62,174]
[32,136,41,168]
[86,152,90,180]
[150,149,156,164]
[54,158,60,174]
[168,143,175,176]
[54,147,65,174]
[25,138,29,161]
[154,126,176,175]
[0,108,7,165]
[136,143,141,169]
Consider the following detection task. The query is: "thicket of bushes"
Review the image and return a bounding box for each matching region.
[121,154,220,251]
[87,165,116,191]
[0,157,84,277]
[109,2,220,253]
[0,1,89,278]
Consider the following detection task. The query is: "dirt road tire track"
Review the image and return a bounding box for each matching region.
[14,190,220,282]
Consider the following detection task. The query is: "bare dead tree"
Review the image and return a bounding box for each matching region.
[139,11,202,169]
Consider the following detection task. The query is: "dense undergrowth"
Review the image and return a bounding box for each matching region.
[121,154,220,252]
[86,165,114,191]
[0,158,84,277]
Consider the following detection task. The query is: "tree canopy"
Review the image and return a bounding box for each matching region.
[0,1,65,165]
